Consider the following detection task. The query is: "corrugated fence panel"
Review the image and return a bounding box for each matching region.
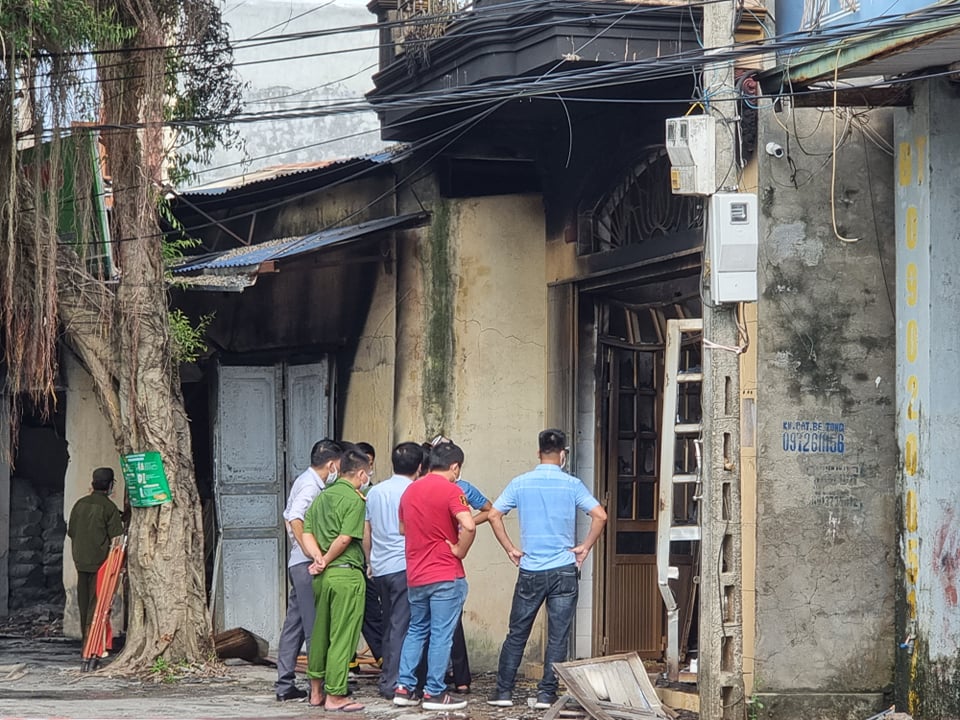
[607,562,663,656]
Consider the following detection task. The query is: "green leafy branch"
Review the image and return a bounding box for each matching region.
[170,309,212,364]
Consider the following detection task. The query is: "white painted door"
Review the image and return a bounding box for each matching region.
[284,361,333,492]
[214,364,285,652]
[213,361,333,651]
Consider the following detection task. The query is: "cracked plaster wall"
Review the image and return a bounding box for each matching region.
[390,185,548,670]
[754,106,897,717]
[61,352,125,640]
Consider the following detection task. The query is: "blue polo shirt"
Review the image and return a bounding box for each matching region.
[457,479,488,511]
[493,464,599,572]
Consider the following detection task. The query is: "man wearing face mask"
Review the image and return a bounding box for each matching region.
[301,447,373,712]
[275,439,342,702]
[486,429,607,710]
[353,441,384,668]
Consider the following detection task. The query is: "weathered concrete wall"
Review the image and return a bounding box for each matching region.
[265,174,395,239]
[754,106,897,719]
[452,194,547,667]
[390,182,548,669]
[190,0,384,184]
[62,352,125,640]
[895,79,960,718]
[340,235,398,463]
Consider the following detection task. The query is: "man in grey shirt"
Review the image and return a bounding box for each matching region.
[275,439,342,702]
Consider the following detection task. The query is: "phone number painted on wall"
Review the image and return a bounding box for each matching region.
[782,421,845,454]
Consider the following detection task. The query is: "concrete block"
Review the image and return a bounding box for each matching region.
[754,692,885,720]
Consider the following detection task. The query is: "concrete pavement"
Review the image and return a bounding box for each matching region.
[0,637,548,720]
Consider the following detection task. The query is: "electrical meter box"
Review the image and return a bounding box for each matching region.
[708,193,758,303]
[665,116,716,196]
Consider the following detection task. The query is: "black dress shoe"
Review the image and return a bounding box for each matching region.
[276,687,308,701]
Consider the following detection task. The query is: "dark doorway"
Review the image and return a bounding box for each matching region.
[8,397,69,617]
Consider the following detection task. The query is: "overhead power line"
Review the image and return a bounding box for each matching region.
[30,0,725,60]
[22,0,706,96]
[62,8,960,138]
[17,1,956,245]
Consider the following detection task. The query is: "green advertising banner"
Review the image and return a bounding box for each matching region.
[120,451,172,508]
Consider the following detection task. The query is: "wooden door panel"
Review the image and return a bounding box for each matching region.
[606,562,663,657]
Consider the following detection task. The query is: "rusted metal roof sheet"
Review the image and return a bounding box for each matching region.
[773,2,960,86]
[183,160,341,194]
[180,146,410,198]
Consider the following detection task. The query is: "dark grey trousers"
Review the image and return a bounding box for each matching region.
[374,570,410,696]
[275,561,316,694]
[77,570,98,641]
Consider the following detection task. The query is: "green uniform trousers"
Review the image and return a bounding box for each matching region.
[307,566,365,695]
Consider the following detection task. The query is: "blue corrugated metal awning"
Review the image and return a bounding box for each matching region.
[169,211,430,290]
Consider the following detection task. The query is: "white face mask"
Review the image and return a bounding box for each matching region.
[560,451,568,471]
[328,467,338,483]
[359,468,372,492]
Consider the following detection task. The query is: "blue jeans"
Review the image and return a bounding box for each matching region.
[495,564,579,697]
[396,578,467,696]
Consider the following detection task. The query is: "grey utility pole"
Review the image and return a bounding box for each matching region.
[699,2,745,720]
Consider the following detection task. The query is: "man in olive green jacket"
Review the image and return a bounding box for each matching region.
[67,467,123,640]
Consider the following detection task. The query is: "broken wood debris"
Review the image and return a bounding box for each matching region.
[214,628,269,662]
[549,652,672,720]
[0,663,28,683]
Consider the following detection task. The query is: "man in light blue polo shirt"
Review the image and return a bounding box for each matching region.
[363,442,425,699]
[486,429,608,710]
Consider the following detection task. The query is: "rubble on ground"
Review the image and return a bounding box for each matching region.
[0,605,63,638]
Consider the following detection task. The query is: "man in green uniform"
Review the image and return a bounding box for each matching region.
[67,467,123,640]
[301,447,370,712]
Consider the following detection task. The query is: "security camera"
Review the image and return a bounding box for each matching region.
[765,142,785,159]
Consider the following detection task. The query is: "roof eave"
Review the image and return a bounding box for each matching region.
[766,6,960,89]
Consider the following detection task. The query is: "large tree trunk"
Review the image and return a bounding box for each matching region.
[59,243,213,669]
[0,0,232,672]
[57,18,214,669]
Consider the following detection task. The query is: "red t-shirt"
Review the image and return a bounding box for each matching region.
[399,473,471,587]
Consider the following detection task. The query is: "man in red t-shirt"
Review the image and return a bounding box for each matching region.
[392,442,476,711]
